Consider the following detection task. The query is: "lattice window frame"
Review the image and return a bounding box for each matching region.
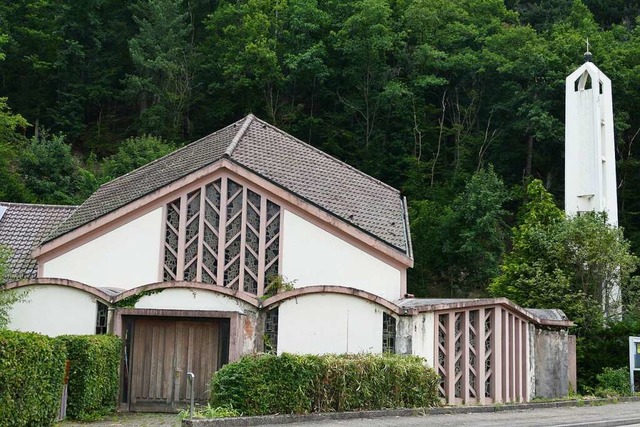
[264,307,279,354]
[382,312,396,353]
[161,175,282,297]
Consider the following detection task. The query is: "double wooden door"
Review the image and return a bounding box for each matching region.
[128,318,222,412]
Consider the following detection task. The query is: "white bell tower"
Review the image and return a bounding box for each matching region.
[565,49,617,226]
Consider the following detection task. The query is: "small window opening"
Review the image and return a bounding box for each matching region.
[599,81,603,94]
[95,301,108,334]
[264,308,279,354]
[574,71,592,92]
[382,312,396,353]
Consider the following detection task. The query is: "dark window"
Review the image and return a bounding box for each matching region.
[96,301,108,334]
[382,312,396,353]
[264,308,279,354]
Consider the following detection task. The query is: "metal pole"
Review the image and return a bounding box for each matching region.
[187,372,195,419]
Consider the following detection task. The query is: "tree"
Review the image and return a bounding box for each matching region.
[489,180,639,330]
[408,167,510,297]
[18,133,97,205]
[126,0,194,140]
[100,134,175,181]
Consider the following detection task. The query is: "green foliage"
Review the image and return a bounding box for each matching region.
[100,134,175,181]
[490,180,638,330]
[593,367,631,397]
[210,353,440,415]
[0,330,66,427]
[262,275,296,299]
[18,133,97,205]
[55,335,123,421]
[409,167,510,297]
[126,0,194,139]
[576,315,640,393]
[5,0,640,322]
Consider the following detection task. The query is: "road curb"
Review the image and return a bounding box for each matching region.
[181,396,640,426]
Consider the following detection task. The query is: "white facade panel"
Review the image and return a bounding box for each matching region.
[410,312,435,368]
[8,285,98,336]
[565,62,617,226]
[277,293,383,355]
[43,208,163,289]
[281,210,402,301]
[135,288,249,313]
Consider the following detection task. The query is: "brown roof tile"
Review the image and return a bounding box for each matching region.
[0,202,76,281]
[44,115,411,256]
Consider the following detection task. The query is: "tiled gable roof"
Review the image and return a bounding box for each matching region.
[0,202,76,281]
[45,115,411,256]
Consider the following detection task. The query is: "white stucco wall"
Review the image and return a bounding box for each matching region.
[410,312,435,368]
[134,288,249,313]
[7,285,99,336]
[277,293,383,355]
[42,208,163,289]
[281,210,402,301]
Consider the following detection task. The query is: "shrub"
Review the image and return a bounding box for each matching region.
[56,335,122,420]
[593,367,631,397]
[0,330,66,427]
[210,353,439,416]
[577,317,640,392]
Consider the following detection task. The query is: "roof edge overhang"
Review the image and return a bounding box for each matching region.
[398,297,574,328]
[33,159,413,269]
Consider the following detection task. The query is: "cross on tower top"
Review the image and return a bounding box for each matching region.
[584,38,593,63]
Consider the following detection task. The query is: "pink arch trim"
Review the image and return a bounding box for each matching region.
[2,277,112,302]
[261,285,405,315]
[112,281,261,307]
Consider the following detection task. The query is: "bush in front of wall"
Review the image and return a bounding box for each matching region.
[0,330,66,427]
[593,367,632,397]
[56,334,122,420]
[209,353,439,416]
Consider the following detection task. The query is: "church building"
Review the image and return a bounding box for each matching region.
[1,114,572,410]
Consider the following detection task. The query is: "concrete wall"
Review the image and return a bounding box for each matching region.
[533,328,570,398]
[281,210,402,301]
[8,285,100,336]
[277,293,383,354]
[409,312,436,368]
[43,208,163,289]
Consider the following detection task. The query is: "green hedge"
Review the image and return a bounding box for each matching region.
[0,330,66,427]
[56,335,122,420]
[210,353,440,415]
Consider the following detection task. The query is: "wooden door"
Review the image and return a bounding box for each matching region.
[129,318,220,412]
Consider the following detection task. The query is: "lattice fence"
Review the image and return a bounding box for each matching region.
[437,306,529,404]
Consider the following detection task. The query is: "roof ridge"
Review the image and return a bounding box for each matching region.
[225,114,254,157]
[0,201,78,209]
[99,118,246,190]
[248,116,402,196]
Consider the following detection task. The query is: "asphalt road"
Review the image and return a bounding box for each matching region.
[59,400,640,427]
[257,401,640,427]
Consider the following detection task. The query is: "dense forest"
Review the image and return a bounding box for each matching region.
[2,0,640,299]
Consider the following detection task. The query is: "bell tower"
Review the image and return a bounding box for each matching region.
[565,48,617,226]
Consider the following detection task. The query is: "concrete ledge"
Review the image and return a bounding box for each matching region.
[181,397,640,426]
